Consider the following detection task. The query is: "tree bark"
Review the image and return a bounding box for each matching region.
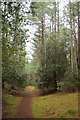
[77,2,80,92]
[41,15,45,67]
[73,6,78,73]
[69,1,74,73]
[78,1,80,71]
[53,2,57,92]
[54,2,56,46]
[57,2,60,43]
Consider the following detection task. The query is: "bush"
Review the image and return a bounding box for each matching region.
[59,81,77,93]
[59,67,78,93]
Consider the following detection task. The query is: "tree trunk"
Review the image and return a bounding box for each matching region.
[54,2,56,46]
[41,15,45,67]
[77,1,80,91]
[78,2,80,70]
[53,2,57,92]
[73,6,78,74]
[69,1,74,73]
[57,2,60,43]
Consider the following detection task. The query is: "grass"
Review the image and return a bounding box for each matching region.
[3,90,22,118]
[32,92,78,118]
[66,109,77,115]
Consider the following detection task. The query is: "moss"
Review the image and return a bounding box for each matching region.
[66,109,77,115]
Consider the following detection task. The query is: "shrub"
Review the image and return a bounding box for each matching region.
[58,81,77,93]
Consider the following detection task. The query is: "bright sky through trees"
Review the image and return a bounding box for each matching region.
[24,0,68,61]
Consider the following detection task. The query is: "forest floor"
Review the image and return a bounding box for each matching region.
[3,86,79,119]
[32,92,79,118]
[2,86,38,118]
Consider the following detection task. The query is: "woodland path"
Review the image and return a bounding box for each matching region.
[16,86,37,118]
[16,93,33,118]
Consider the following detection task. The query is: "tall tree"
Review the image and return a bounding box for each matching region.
[77,1,80,90]
[2,2,27,88]
[69,0,74,73]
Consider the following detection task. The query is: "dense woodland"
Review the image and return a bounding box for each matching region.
[1,1,80,94]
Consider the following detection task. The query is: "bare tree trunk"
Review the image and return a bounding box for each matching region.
[41,16,44,46]
[53,2,57,92]
[57,2,60,43]
[69,1,74,73]
[41,15,45,67]
[77,1,80,71]
[73,7,78,73]
[50,18,52,38]
[77,1,80,92]
[54,2,56,46]
[57,1,61,83]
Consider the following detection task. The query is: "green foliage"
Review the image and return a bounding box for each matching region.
[35,32,68,93]
[2,1,79,93]
[60,67,78,92]
[2,2,27,89]
[60,81,77,93]
[66,109,77,115]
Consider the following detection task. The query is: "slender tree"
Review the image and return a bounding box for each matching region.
[77,1,80,91]
[69,0,74,73]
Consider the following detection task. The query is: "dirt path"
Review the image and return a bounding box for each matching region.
[16,92,33,118]
[10,86,39,118]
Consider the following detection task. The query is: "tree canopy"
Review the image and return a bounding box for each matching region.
[1,1,80,93]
